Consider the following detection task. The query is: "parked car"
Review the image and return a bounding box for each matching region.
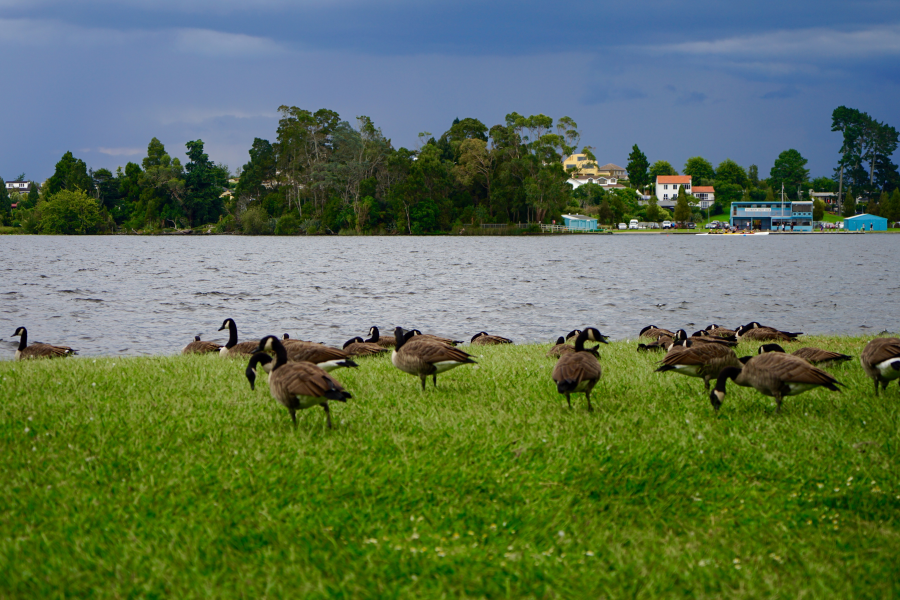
[629,219,639,230]
[687,222,696,229]
[618,223,627,230]
[649,222,660,229]
[705,221,719,229]
[662,220,672,229]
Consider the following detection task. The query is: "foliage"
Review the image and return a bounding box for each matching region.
[715,159,747,188]
[841,190,856,217]
[748,164,760,188]
[274,212,301,235]
[0,177,10,221]
[626,144,650,190]
[645,195,661,222]
[810,176,836,193]
[648,160,677,181]
[46,151,94,196]
[831,105,899,194]
[683,156,715,183]
[241,205,273,235]
[673,186,692,222]
[883,188,900,222]
[38,189,107,234]
[813,198,825,221]
[769,149,809,200]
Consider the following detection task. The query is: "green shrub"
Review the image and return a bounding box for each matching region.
[241,206,272,235]
[274,212,301,236]
[39,190,106,234]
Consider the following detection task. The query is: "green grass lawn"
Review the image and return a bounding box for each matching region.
[1,336,898,598]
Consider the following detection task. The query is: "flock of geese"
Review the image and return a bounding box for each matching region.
[9,319,900,429]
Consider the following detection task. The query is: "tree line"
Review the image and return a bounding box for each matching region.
[1,105,898,234]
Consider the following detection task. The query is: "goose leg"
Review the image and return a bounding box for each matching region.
[289,408,297,427]
[703,376,711,392]
[323,403,333,429]
[774,393,783,413]
[420,376,427,391]
[566,393,572,409]
[873,378,879,396]
[433,374,437,388]
[585,381,596,412]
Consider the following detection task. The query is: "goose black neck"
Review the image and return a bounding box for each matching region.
[368,327,380,343]
[17,328,27,351]
[225,319,238,349]
[713,366,742,392]
[574,330,589,352]
[246,352,273,390]
[394,327,406,350]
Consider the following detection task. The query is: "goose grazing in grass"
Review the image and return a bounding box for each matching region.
[470,331,514,346]
[342,336,388,358]
[549,335,600,358]
[860,337,900,396]
[637,333,673,352]
[260,337,358,372]
[709,352,842,413]
[406,330,463,346]
[182,335,222,355]
[245,336,351,429]
[674,329,737,347]
[552,328,607,411]
[656,340,740,392]
[365,326,396,348]
[217,318,262,358]
[639,325,675,339]
[12,327,76,360]
[705,324,737,338]
[757,343,852,366]
[391,326,476,390]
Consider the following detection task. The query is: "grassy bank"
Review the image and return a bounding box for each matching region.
[1,336,898,598]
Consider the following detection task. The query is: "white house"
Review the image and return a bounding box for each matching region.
[567,176,627,190]
[655,175,692,209]
[692,185,715,209]
[4,180,32,194]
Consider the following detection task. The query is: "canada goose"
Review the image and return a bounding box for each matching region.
[757,343,852,366]
[12,327,76,360]
[691,329,739,344]
[860,337,900,395]
[182,335,222,355]
[709,352,842,413]
[217,318,261,357]
[282,333,316,345]
[552,328,607,411]
[470,331,514,346]
[365,326,396,348]
[342,337,389,357]
[639,325,675,339]
[391,326,476,390]
[408,330,464,346]
[705,324,737,338]
[261,337,358,372]
[246,336,351,428]
[674,329,737,347]
[656,341,740,391]
[549,336,600,358]
[637,333,673,352]
[735,322,801,342]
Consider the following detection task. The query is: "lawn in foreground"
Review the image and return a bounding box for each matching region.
[1,336,898,598]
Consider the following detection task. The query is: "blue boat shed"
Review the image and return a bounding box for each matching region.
[844,213,888,231]
[562,213,598,231]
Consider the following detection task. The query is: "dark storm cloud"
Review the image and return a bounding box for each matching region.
[1,0,898,181]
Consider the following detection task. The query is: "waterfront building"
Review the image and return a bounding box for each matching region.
[729,199,814,231]
[655,176,691,210]
[843,213,888,231]
[562,213,599,231]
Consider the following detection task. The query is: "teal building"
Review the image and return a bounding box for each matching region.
[729,200,813,232]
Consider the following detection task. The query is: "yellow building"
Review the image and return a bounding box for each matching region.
[562,155,627,179]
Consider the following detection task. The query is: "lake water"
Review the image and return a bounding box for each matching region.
[1,234,897,357]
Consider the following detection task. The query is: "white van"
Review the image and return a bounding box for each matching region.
[617,223,627,230]
[629,219,639,229]
[662,220,672,229]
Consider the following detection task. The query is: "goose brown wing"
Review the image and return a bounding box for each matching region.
[661,343,734,366]
[183,340,222,354]
[552,352,602,383]
[270,362,343,399]
[228,341,262,356]
[861,338,900,365]
[405,338,473,364]
[23,343,74,358]
[749,353,840,385]
[792,347,850,363]
[285,344,350,364]
[343,342,388,357]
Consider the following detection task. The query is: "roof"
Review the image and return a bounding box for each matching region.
[656,175,691,184]
[563,213,596,220]
[845,213,887,221]
[597,163,625,171]
[692,186,715,193]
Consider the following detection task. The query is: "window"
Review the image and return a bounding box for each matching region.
[685,184,691,189]
[664,184,668,190]
[664,194,669,200]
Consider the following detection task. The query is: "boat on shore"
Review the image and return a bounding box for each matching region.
[697,231,770,236]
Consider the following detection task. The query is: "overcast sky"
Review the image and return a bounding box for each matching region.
[2,0,899,182]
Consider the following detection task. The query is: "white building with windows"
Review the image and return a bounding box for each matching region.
[692,186,715,209]
[655,175,692,209]
[4,180,32,194]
